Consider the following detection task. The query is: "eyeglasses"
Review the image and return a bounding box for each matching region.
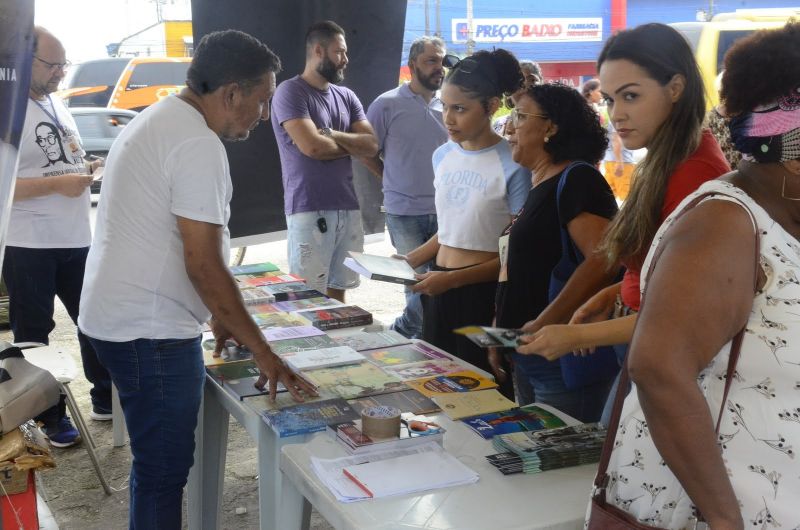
[510,108,548,128]
[442,54,479,73]
[34,56,71,71]
[35,133,58,147]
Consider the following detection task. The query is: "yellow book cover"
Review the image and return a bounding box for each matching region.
[405,370,497,398]
[432,389,516,420]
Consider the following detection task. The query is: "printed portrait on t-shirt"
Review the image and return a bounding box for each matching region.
[34,121,70,167]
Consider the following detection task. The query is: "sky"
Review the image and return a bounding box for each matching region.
[34,0,191,63]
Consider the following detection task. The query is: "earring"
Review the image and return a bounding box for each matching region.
[543,136,550,143]
[782,174,800,201]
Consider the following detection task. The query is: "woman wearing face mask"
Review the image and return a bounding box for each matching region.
[403,49,530,398]
[516,24,730,422]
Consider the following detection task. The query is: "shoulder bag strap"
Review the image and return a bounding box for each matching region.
[593,190,761,495]
[555,161,594,262]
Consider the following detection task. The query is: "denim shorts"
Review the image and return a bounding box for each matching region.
[286,210,364,292]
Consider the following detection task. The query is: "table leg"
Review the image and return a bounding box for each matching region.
[188,383,230,530]
[279,471,312,530]
[257,422,307,530]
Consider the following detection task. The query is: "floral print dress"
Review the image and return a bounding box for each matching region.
[604,180,800,529]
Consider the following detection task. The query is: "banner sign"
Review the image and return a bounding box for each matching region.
[452,17,603,44]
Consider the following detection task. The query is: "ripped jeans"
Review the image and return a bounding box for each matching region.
[286,210,364,293]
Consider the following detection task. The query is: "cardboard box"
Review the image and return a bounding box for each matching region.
[0,462,28,496]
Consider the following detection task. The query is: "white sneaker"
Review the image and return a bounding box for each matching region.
[89,410,113,421]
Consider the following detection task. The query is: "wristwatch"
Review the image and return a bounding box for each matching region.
[320,127,333,137]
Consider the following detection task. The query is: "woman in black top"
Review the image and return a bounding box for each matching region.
[494,83,619,421]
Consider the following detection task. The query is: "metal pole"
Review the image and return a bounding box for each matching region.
[436,0,441,36]
[466,0,475,55]
[424,0,430,35]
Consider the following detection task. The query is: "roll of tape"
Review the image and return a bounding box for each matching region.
[361,405,401,439]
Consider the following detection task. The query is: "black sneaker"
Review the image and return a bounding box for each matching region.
[43,417,81,448]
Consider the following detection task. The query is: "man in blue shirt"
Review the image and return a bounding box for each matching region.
[363,36,448,339]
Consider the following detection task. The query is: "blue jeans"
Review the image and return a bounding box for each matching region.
[600,343,630,427]
[385,213,437,339]
[2,246,112,423]
[286,210,364,293]
[513,355,614,423]
[89,336,205,530]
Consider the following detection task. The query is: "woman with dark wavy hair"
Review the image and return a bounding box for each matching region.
[494,82,619,421]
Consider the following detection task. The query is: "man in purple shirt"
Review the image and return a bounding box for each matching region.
[271,20,378,302]
[362,37,448,338]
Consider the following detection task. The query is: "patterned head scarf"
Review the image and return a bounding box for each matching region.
[728,85,800,163]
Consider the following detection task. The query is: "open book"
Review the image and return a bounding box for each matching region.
[343,252,418,285]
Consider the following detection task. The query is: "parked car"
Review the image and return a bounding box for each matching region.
[69,107,138,193]
[58,57,191,112]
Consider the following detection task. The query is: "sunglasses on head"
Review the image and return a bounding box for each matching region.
[442,54,479,73]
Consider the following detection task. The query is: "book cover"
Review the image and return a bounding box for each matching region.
[262,325,325,342]
[296,306,373,331]
[206,361,260,382]
[281,345,365,371]
[201,332,253,366]
[223,376,288,401]
[432,389,517,420]
[240,273,306,287]
[362,343,447,367]
[343,251,418,285]
[332,330,411,352]
[240,286,276,305]
[382,360,465,381]
[271,297,345,312]
[263,282,314,299]
[229,262,280,276]
[268,334,338,355]
[453,326,524,349]
[261,398,359,438]
[251,312,310,329]
[304,362,406,399]
[348,389,439,415]
[462,404,568,439]
[405,370,498,398]
[247,302,281,315]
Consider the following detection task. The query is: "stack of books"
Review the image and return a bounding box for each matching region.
[487,423,607,475]
[461,403,568,439]
[261,398,360,438]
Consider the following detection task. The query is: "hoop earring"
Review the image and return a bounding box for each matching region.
[781,174,800,201]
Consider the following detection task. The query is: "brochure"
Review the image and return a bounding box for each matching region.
[343,251,418,285]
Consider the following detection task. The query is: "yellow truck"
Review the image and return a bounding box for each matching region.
[671,8,799,108]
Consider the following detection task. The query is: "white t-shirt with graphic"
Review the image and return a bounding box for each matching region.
[9,97,90,248]
[79,96,232,341]
[433,139,530,252]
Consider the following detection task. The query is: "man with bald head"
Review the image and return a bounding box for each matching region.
[1,27,110,447]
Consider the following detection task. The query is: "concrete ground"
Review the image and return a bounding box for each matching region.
[0,229,405,529]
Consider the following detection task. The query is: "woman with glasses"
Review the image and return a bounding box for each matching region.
[402,49,530,398]
[493,83,618,420]
[516,23,730,424]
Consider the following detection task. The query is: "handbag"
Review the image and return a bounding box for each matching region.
[0,343,60,435]
[548,161,621,390]
[587,192,760,529]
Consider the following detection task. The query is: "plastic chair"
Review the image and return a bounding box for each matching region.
[15,343,112,495]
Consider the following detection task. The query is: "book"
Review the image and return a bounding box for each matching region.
[381,360,465,381]
[261,398,359,438]
[343,251,418,286]
[462,404,568,439]
[341,447,479,498]
[432,389,517,420]
[362,342,448,367]
[271,297,345,312]
[405,370,498,398]
[206,360,261,382]
[262,325,325,342]
[201,332,253,366]
[280,345,365,371]
[247,302,281,315]
[296,306,373,331]
[262,282,316,299]
[348,389,440,415]
[229,262,280,275]
[240,286,276,305]
[223,376,288,400]
[251,312,309,329]
[304,362,406,399]
[330,418,444,455]
[453,326,525,349]
[268,334,338,355]
[331,329,411,352]
[239,273,306,287]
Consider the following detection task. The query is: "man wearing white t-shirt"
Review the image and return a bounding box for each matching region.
[1,27,110,448]
[78,30,316,529]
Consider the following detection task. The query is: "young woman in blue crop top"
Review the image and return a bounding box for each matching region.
[401,49,530,398]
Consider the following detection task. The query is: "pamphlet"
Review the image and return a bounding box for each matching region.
[343,252,418,285]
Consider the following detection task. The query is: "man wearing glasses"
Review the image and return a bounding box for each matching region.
[362,36,448,338]
[1,27,111,447]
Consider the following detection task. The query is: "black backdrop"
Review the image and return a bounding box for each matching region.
[191,0,408,242]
